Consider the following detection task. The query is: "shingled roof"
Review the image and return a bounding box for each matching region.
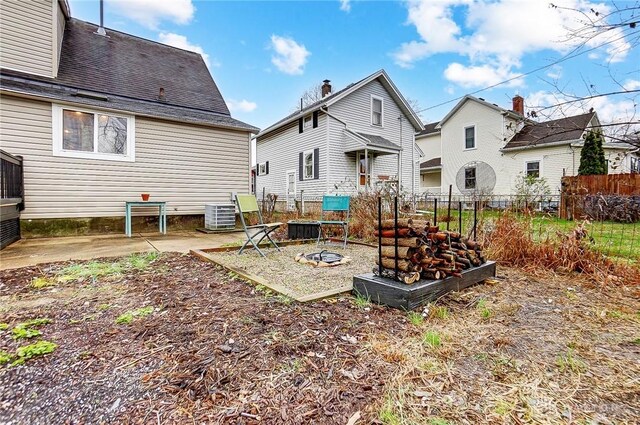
[0,18,257,132]
[420,157,441,170]
[416,122,440,137]
[503,112,595,150]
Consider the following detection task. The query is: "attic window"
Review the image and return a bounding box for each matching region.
[53,105,135,162]
[464,126,476,149]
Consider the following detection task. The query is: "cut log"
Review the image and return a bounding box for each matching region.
[379,219,413,229]
[381,246,414,259]
[421,269,443,280]
[375,257,421,272]
[380,237,422,247]
[374,228,412,238]
[372,267,421,284]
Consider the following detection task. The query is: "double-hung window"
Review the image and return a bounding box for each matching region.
[371,96,383,126]
[303,150,314,180]
[53,105,135,162]
[304,115,312,129]
[464,126,475,150]
[526,161,540,178]
[464,166,476,189]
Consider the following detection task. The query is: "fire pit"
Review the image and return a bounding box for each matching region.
[295,250,352,267]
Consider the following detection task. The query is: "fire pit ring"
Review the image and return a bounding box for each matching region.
[305,250,344,264]
[295,250,352,267]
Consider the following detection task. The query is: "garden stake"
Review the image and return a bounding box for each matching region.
[434,198,438,225]
[447,184,452,231]
[458,201,463,233]
[378,196,382,277]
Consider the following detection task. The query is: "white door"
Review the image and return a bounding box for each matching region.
[286,170,296,211]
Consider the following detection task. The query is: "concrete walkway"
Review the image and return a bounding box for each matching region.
[0,230,245,270]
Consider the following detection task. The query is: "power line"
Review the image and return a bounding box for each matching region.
[530,89,640,113]
[416,28,635,114]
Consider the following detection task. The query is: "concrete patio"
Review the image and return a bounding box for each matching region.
[0,230,245,270]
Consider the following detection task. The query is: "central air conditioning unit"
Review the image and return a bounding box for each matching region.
[204,204,236,230]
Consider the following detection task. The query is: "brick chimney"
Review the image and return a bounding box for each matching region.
[321,79,332,97]
[512,95,524,115]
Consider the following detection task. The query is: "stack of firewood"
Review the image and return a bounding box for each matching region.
[372,218,486,284]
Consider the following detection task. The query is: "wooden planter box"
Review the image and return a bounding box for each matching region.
[353,261,496,310]
[287,221,320,240]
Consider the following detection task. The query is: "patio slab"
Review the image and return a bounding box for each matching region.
[0,230,245,270]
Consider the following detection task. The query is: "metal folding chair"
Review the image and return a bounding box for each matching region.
[236,194,282,257]
[316,195,350,249]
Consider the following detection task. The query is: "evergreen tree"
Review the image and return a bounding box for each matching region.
[578,130,607,175]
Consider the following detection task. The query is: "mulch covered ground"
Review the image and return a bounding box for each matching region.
[1,253,639,424]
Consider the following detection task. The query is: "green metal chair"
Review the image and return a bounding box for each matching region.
[317,195,350,249]
[235,194,282,257]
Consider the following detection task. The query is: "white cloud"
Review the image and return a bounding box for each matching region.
[393,0,632,87]
[339,0,351,12]
[269,35,310,75]
[546,65,563,80]
[444,63,524,88]
[623,79,640,91]
[158,32,213,68]
[107,0,195,29]
[227,99,257,113]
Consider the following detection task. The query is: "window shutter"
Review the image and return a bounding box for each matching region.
[265,161,269,175]
[256,165,260,176]
[298,152,303,181]
[298,118,303,133]
[313,148,319,179]
[312,111,318,128]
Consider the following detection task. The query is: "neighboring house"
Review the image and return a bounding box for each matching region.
[0,0,257,230]
[416,95,636,195]
[254,70,424,208]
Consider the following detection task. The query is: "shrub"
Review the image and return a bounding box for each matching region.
[582,194,640,223]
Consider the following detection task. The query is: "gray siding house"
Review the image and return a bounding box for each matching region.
[0,0,257,231]
[254,70,424,208]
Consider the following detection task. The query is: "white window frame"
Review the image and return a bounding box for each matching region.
[52,104,135,162]
[371,95,384,127]
[303,149,314,180]
[464,166,477,190]
[525,159,542,178]
[258,162,267,176]
[356,152,373,188]
[463,125,476,150]
[303,114,313,129]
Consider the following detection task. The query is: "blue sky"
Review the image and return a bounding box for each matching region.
[69,0,639,131]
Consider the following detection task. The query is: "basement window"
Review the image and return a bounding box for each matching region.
[52,104,135,162]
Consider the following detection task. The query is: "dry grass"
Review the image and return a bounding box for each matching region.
[368,267,640,424]
[483,214,640,286]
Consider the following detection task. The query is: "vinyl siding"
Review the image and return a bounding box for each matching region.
[54,0,66,75]
[327,79,418,194]
[416,132,441,163]
[0,95,250,219]
[0,0,55,77]
[255,113,327,201]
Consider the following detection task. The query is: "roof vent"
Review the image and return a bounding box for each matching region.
[95,0,107,36]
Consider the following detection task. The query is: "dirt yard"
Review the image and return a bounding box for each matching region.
[1,253,638,424]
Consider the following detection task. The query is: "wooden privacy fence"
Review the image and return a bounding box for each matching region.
[560,173,640,219]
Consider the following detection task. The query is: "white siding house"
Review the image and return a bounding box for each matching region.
[0,0,257,229]
[255,70,423,206]
[417,95,637,195]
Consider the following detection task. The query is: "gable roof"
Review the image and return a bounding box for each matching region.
[503,112,596,150]
[256,69,424,138]
[0,18,257,132]
[416,121,440,137]
[356,132,401,151]
[437,95,525,128]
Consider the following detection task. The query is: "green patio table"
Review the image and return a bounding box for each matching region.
[125,201,167,237]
